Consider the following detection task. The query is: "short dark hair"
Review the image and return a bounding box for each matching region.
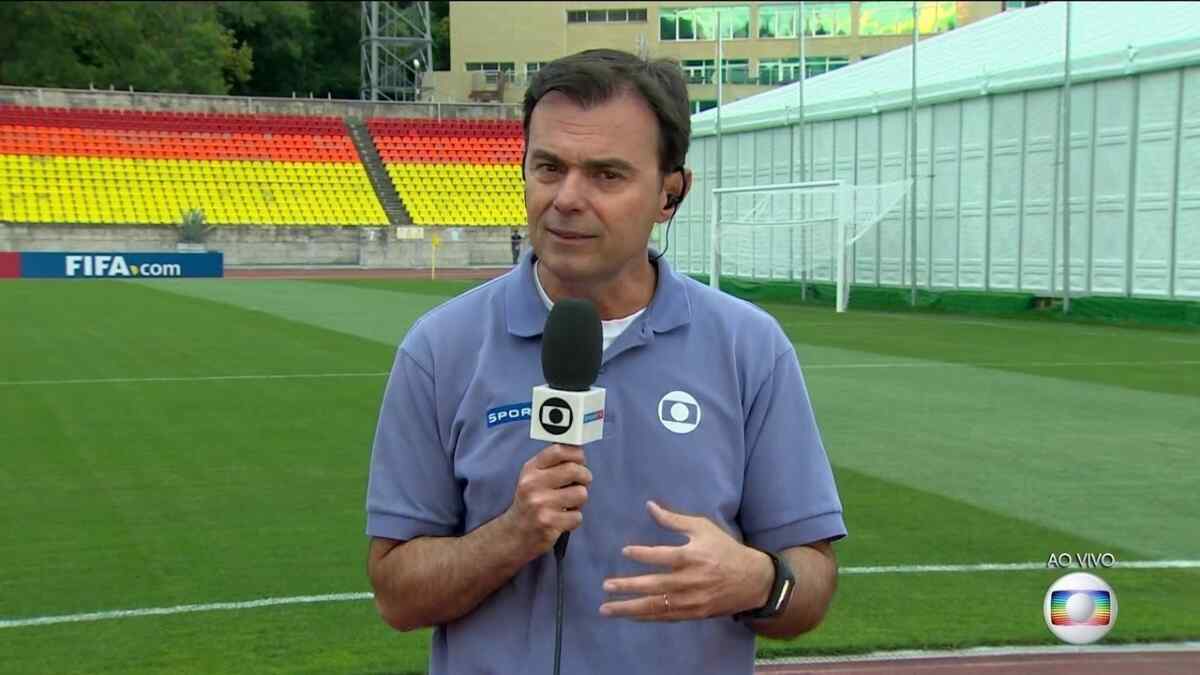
[522,49,691,175]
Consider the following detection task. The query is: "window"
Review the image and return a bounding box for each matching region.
[679,9,695,38]
[758,5,798,39]
[694,8,716,39]
[525,62,547,78]
[758,57,802,85]
[466,62,516,84]
[805,56,849,79]
[660,10,676,39]
[760,3,849,39]
[681,59,716,84]
[722,59,751,84]
[722,7,751,38]
[690,100,718,114]
[568,7,647,24]
[919,1,958,33]
[804,2,851,37]
[660,6,750,41]
[858,2,911,35]
[859,2,957,36]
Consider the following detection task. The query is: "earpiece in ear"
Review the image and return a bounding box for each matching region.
[665,166,688,209]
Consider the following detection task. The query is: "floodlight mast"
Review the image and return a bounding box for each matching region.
[361,1,433,102]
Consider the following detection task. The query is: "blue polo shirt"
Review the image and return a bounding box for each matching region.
[366,249,846,675]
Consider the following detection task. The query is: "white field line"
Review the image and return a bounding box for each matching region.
[3,560,1197,630]
[0,372,389,386]
[859,311,1200,341]
[1158,336,1200,344]
[839,560,1200,574]
[4,358,1200,387]
[803,359,1200,370]
[755,641,1200,666]
[0,593,374,629]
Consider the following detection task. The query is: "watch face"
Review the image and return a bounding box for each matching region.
[772,578,793,613]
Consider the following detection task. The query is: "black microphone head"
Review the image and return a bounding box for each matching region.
[542,298,602,391]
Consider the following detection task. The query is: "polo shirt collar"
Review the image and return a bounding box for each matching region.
[504,247,692,338]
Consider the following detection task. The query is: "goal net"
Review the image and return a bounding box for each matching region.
[709,179,912,312]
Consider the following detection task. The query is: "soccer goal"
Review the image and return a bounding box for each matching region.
[709,179,912,312]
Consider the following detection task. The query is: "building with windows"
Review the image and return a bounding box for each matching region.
[424,2,1007,111]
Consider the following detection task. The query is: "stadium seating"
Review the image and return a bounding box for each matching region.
[0,105,388,226]
[367,118,524,226]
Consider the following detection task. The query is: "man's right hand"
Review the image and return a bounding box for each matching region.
[504,443,592,558]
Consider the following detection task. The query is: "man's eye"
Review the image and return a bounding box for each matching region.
[600,171,621,181]
[537,163,559,172]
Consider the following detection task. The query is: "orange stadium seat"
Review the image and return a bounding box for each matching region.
[0,104,386,226]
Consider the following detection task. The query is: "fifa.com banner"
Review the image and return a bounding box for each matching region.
[0,252,224,279]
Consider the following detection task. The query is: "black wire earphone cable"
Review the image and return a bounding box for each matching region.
[549,165,685,675]
[650,166,687,263]
[553,542,567,675]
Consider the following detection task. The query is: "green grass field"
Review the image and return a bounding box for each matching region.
[1,277,1197,674]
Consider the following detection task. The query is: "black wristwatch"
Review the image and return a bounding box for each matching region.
[733,547,795,622]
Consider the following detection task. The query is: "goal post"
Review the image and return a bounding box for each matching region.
[709,179,912,313]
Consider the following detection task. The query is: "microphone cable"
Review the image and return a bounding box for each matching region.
[552,536,568,675]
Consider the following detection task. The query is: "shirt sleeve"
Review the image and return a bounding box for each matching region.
[365,345,464,541]
[739,344,847,552]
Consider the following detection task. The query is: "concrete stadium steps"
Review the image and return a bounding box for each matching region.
[344,117,409,227]
[364,117,526,227]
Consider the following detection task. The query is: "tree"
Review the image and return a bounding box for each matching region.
[431,0,450,71]
[0,2,251,95]
[217,1,314,97]
[308,1,364,99]
[0,1,443,98]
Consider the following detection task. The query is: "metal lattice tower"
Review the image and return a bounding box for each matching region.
[360,1,433,102]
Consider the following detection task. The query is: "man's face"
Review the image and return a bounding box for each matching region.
[523,90,675,285]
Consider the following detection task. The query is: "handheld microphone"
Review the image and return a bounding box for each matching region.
[530,298,605,559]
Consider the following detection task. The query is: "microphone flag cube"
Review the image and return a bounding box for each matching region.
[529,384,606,446]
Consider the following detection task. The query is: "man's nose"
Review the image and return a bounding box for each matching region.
[552,170,587,213]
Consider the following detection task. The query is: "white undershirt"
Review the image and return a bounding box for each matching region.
[534,261,647,352]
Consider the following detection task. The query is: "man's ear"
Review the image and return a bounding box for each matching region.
[677,167,693,204]
[657,167,692,221]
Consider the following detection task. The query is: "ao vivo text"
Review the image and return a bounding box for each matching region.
[1045,552,1117,569]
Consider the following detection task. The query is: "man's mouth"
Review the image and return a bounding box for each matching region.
[546,227,595,240]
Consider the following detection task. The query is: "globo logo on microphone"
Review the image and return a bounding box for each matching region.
[539,397,573,435]
[529,385,606,446]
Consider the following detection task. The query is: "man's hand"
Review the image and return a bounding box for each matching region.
[501,443,592,559]
[598,500,774,622]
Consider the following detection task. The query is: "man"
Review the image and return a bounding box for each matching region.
[366,49,846,674]
[511,228,523,265]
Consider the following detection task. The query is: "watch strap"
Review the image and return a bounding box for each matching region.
[733,547,795,622]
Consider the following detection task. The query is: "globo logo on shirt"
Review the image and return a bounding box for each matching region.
[658,390,701,434]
